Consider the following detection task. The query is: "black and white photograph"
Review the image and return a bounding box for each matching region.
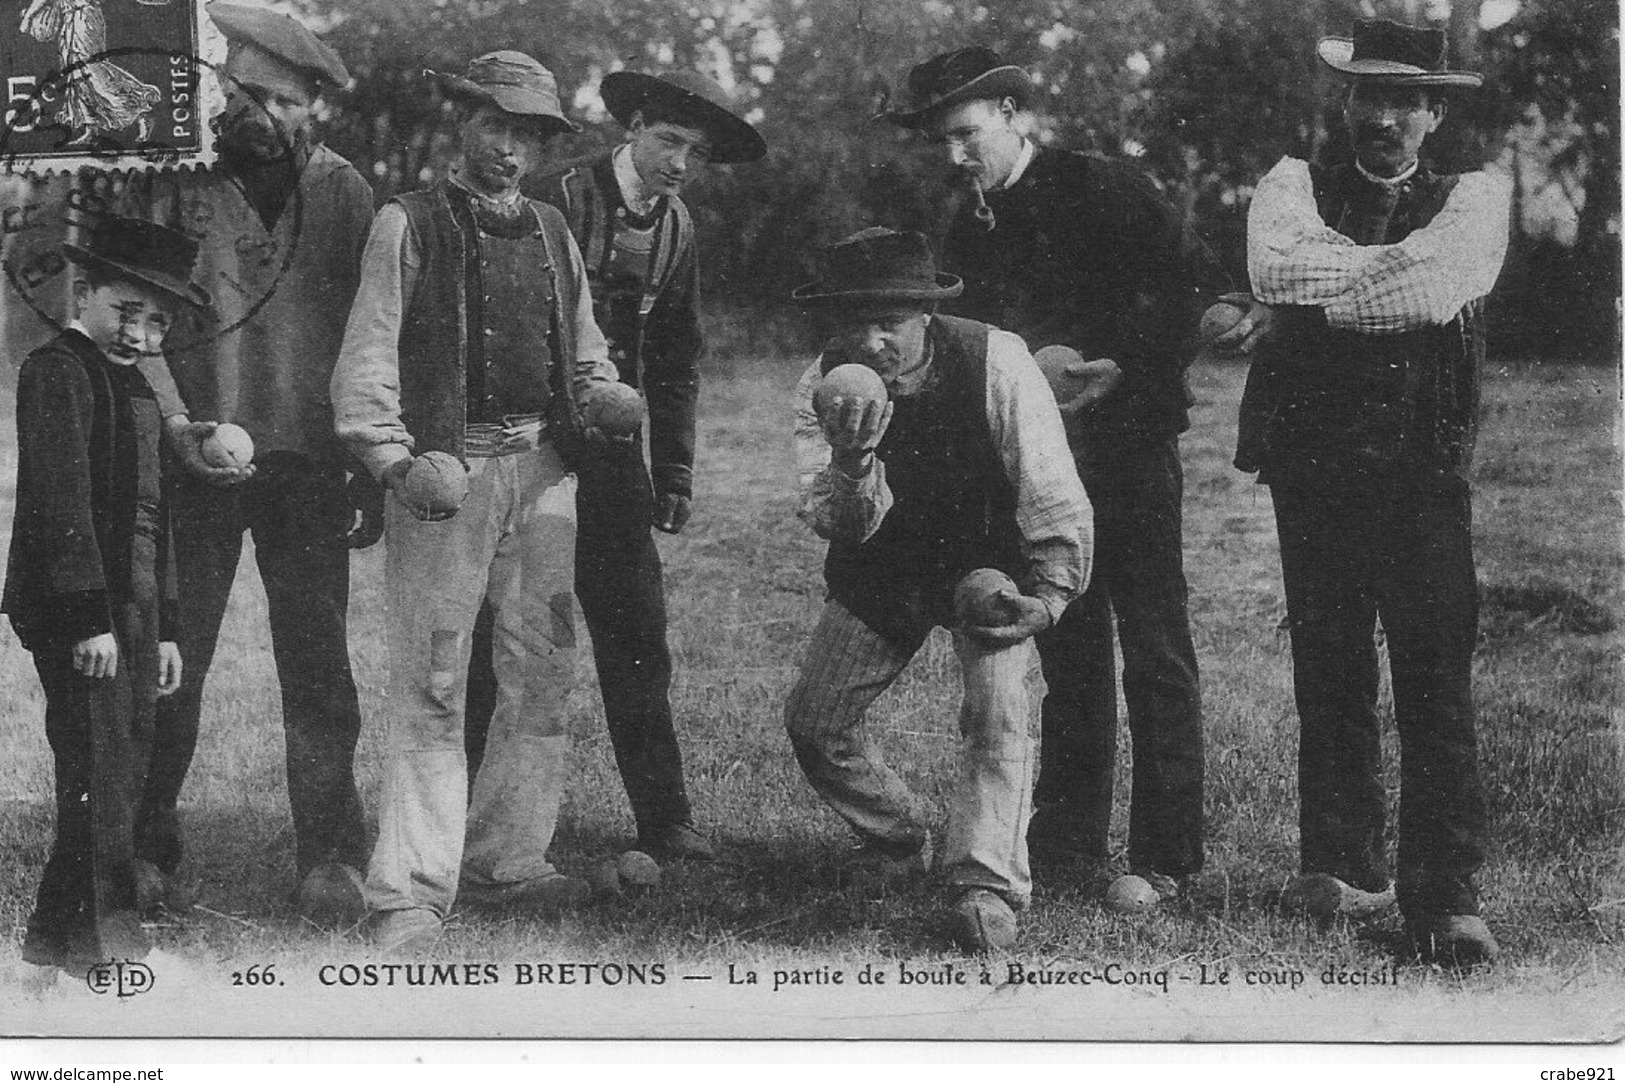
[0,0,1619,1057]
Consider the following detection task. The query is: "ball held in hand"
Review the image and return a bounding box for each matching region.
[583,382,646,438]
[813,363,888,422]
[1032,344,1087,402]
[201,423,254,469]
[953,567,1021,627]
[401,450,469,518]
[1198,299,1249,345]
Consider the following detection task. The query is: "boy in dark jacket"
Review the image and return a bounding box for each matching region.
[3,215,206,987]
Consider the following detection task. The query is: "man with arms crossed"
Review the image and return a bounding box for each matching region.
[1242,18,1510,966]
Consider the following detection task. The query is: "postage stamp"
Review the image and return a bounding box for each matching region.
[0,0,225,174]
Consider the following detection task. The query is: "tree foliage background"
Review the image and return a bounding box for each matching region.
[302,0,1618,359]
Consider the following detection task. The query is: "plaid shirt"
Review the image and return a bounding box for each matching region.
[793,325,1092,624]
[1247,156,1511,334]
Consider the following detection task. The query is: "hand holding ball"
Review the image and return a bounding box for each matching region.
[583,382,646,440]
[1199,299,1250,346]
[813,363,888,423]
[399,450,469,520]
[954,568,1021,628]
[200,423,254,469]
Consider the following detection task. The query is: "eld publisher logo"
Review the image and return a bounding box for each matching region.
[84,960,155,998]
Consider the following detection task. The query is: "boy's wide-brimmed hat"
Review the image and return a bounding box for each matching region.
[208,3,350,92]
[63,216,212,309]
[601,70,766,163]
[879,46,1032,128]
[427,51,582,133]
[1318,18,1483,90]
[791,227,963,306]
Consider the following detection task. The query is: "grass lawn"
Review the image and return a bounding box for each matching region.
[0,346,1620,1041]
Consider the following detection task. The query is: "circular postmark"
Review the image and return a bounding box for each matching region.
[1,47,306,354]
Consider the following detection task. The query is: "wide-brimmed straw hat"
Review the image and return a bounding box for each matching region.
[878,46,1032,128]
[1318,18,1482,90]
[428,51,581,133]
[63,215,212,309]
[791,228,963,306]
[600,70,766,163]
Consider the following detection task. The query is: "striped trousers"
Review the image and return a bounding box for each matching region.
[784,599,1037,905]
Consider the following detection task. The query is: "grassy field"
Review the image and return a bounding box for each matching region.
[0,344,1621,1040]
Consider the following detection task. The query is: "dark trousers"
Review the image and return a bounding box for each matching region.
[137,462,366,878]
[1270,472,1486,918]
[24,539,158,972]
[1034,437,1205,875]
[468,439,692,837]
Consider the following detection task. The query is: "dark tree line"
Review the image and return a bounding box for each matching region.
[300,0,1617,360]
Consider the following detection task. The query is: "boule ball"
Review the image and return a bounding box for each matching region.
[201,422,254,469]
[1198,298,1250,345]
[1032,344,1087,403]
[587,856,623,898]
[615,850,662,892]
[1103,874,1161,914]
[813,363,887,423]
[583,382,646,438]
[953,567,1020,628]
[401,450,469,518]
[1282,872,1344,919]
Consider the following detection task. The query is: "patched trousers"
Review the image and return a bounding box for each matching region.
[365,445,579,919]
[784,599,1037,906]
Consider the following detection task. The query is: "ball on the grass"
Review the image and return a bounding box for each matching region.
[1198,299,1249,345]
[615,850,662,892]
[953,567,1020,628]
[401,450,469,518]
[813,363,887,422]
[583,382,646,438]
[587,856,623,898]
[201,422,254,469]
[1282,872,1344,919]
[1032,344,1086,403]
[1103,874,1160,914]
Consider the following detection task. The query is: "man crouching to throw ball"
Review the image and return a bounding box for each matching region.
[330,51,617,954]
[785,228,1093,952]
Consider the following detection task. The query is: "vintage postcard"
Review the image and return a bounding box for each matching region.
[0,0,1620,1053]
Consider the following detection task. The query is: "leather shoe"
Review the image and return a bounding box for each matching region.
[296,862,367,927]
[1282,873,1396,920]
[947,889,1018,953]
[1406,914,1499,969]
[640,822,716,862]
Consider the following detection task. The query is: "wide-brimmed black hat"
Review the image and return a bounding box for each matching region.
[791,228,963,306]
[63,216,212,309]
[601,70,766,163]
[208,2,351,88]
[428,51,581,133]
[1318,18,1482,90]
[879,46,1032,128]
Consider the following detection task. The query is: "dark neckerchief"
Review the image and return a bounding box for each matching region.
[446,181,537,240]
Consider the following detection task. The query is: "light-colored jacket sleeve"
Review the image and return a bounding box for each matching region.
[330,203,418,480]
[984,329,1093,624]
[793,357,893,543]
[1248,156,1511,335]
[560,227,617,398]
